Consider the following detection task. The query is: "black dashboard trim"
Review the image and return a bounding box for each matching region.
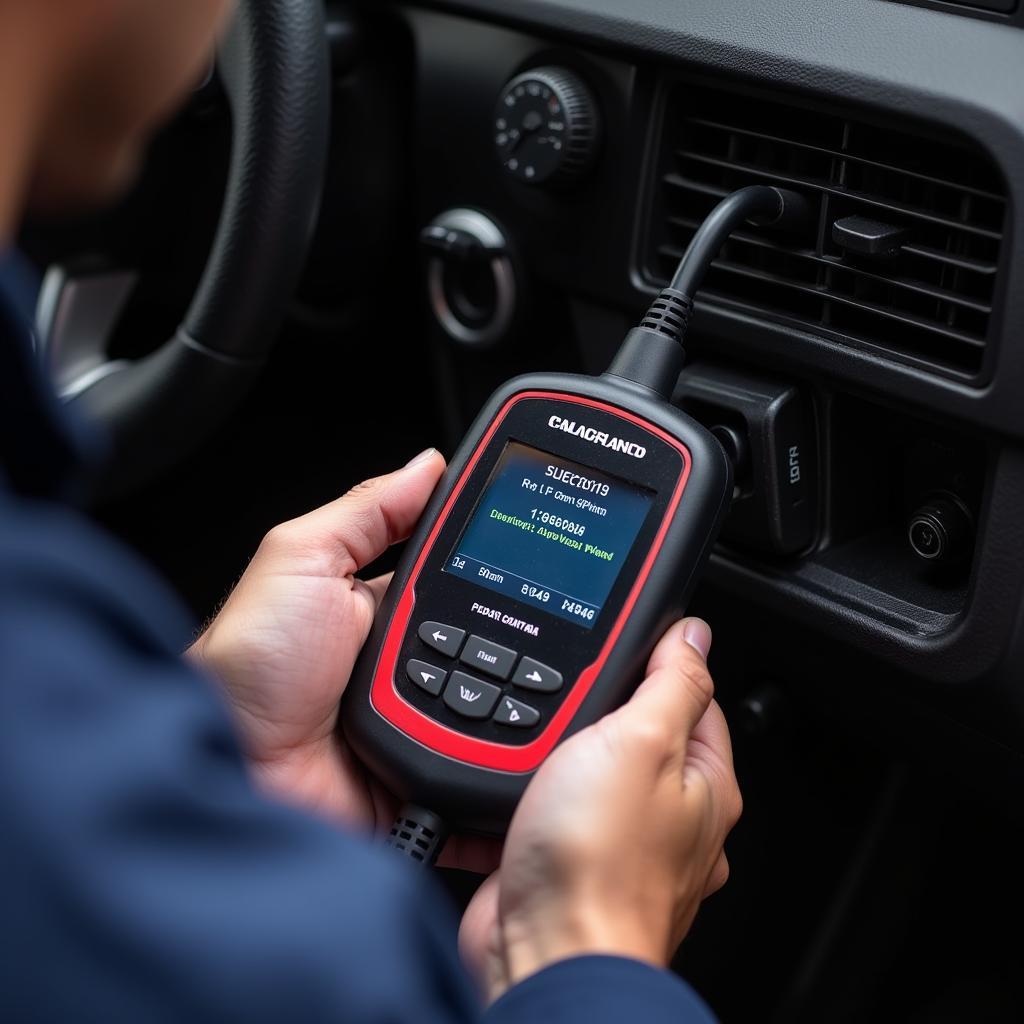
[396,1,1024,716]
[400,0,1024,442]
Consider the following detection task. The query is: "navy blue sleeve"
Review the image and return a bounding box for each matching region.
[0,495,478,1024]
[0,493,716,1024]
[486,957,717,1024]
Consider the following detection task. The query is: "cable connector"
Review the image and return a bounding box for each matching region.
[605,185,807,399]
[639,287,694,347]
[385,803,448,867]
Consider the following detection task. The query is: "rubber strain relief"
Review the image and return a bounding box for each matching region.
[385,804,449,867]
[639,288,694,348]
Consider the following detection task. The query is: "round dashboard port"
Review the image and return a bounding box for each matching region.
[907,493,974,566]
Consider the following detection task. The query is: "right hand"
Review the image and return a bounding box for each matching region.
[460,618,742,1003]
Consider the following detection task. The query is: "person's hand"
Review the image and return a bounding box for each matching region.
[188,450,446,831]
[459,618,741,1003]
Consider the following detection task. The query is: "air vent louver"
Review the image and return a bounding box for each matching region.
[646,85,1007,379]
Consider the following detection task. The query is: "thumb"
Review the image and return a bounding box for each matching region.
[277,449,446,575]
[615,618,715,750]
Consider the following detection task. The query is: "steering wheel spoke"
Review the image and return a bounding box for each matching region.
[36,265,138,400]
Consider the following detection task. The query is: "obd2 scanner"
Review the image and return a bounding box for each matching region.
[342,187,805,858]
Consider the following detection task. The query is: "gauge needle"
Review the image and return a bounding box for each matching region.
[505,110,545,157]
[505,132,526,157]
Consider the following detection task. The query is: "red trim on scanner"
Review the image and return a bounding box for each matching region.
[370,391,693,773]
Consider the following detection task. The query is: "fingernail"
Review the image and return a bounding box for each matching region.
[683,618,713,660]
[404,448,438,469]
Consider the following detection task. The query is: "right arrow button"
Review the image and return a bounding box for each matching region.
[512,657,563,694]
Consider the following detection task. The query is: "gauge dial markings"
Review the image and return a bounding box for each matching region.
[493,67,601,187]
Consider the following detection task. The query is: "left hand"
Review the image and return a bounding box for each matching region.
[188,449,446,833]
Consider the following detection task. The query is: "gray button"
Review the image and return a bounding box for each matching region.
[443,672,501,720]
[460,635,517,680]
[494,696,540,729]
[418,621,466,659]
[512,657,563,693]
[406,659,447,696]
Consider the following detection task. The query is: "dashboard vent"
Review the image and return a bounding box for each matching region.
[645,84,1007,379]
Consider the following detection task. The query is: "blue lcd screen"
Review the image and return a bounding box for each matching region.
[444,442,655,628]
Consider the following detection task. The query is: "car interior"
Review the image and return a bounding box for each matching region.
[21,1,1024,1020]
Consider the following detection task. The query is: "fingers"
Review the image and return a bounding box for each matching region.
[704,852,730,897]
[362,572,394,611]
[273,450,446,575]
[459,872,507,1002]
[459,871,500,962]
[617,618,716,750]
[688,697,737,779]
[348,573,396,641]
[688,700,744,836]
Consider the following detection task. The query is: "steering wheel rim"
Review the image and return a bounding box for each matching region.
[46,0,329,499]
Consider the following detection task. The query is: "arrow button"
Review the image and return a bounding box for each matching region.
[418,621,466,659]
[512,657,563,693]
[407,659,447,696]
[494,696,540,729]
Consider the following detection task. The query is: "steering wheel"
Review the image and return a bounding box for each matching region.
[36,0,329,498]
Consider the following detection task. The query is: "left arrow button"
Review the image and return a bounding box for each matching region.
[407,659,448,697]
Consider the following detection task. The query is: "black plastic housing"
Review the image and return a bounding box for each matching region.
[343,371,732,834]
[675,363,817,556]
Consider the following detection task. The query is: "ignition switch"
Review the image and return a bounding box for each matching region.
[421,209,517,348]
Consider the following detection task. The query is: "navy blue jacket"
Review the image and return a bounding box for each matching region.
[0,255,716,1023]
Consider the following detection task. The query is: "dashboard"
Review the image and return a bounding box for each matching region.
[379,0,1024,756]
[10,4,1011,1014]
[13,3,1016,1012]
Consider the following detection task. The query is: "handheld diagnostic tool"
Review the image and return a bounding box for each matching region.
[343,187,802,850]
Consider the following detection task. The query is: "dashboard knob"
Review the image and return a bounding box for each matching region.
[494,67,601,187]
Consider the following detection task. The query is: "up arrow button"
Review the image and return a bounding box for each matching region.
[418,621,466,659]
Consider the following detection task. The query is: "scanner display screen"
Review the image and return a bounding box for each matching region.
[444,442,655,628]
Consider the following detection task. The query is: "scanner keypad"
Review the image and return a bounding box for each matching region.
[409,620,557,732]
